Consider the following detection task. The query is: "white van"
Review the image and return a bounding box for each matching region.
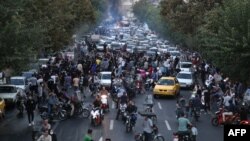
[99,72,112,88]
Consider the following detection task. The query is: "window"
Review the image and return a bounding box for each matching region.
[177,73,192,79]
[181,63,192,68]
[11,79,25,85]
[157,79,175,86]
[101,74,111,80]
[0,86,17,93]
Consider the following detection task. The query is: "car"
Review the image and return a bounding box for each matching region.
[21,71,35,82]
[0,85,21,104]
[153,77,180,98]
[99,72,112,88]
[10,76,27,90]
[111,42,122,51]
[0,97,6,119]
[179,62,193,72]
[176,71,194,89]
[169,51,181,59]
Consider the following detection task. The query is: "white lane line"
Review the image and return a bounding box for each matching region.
[112,101,115,109]
[165,120,172,130]
[110,120,114,130]
[99,137,103,141]
[158,102,162,110]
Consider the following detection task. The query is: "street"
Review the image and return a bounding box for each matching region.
[0,89,223,141]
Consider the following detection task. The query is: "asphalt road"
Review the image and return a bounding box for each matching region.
[0,88,223,141]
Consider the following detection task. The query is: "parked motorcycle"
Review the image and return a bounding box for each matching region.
[90,107,103,126]
[211,108,240,126]
[40,103,67,121]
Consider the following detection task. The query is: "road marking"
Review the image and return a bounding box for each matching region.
[165,120,172,130]
[112,101,115,109]
[110,120,114,130]
[157,102,162,110]
[99,137,103,141]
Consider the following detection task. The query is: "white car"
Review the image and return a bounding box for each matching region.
[99,72,112,88]
[179,62,193,72]
[0,85,21,103]
[176,71,194,89]
[10,76,27,90]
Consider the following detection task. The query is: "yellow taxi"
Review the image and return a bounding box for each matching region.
[153,77,180,98]
[0,97,6,119]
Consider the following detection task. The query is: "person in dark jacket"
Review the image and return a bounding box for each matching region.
[26,95,36,126]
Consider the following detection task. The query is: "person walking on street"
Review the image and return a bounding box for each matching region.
[26,95,36,126]
[84,129,93,141]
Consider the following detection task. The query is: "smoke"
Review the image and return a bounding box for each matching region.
[109,0,122,22]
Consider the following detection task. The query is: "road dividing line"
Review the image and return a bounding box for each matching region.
[165,120,172,130]
[110,120,114,130]
[99,137,103,141]
[158,102,162,110]
[112,101,115,109]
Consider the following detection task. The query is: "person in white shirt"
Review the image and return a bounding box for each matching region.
[222,93,233,122]
[191,124,198,141]
[142,116,153,141]
[37,130,52,141]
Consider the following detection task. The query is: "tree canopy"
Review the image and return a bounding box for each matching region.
[133,0,250,83]
[0,0,107,73]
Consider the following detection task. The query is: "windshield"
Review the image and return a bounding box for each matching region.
[181,63,192,68]
[177,73,192,79]
[22,72,33,79]
[171,52,180,56]
[11,79,25,85]
[101,74,111,80]
[0,86,17,93]
[157,79,175,86]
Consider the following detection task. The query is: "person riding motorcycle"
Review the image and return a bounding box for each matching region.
[177,112,192,136]
[99,86,108,96]
[116,92,129,120]
[176,96,186,118]
[189,94,202,117]
[222,100,236,122]
[15,92,26,115]
[125,101,137,125]
[93,95,102,115]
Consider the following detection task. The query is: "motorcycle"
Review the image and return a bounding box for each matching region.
[63,102,90,118]
[117,103,127,120]
[173,132,192,141]
[135,125,165,141]
[211,108,240,126]
[124,112,137,133]
[145,78,153,91]
[40,103,67,121]
[16,97,26,117]
[89,83,100,97]
[191,107,200,122]
[90,107,103,126]
[100,94,109,113]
